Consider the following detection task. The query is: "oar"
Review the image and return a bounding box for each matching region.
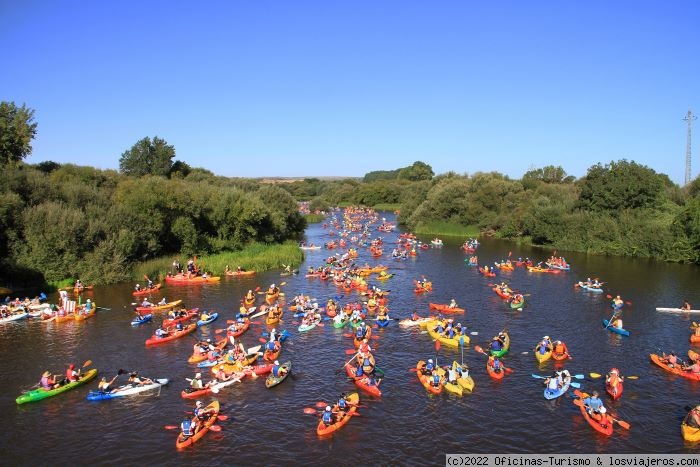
[590,372,638,380]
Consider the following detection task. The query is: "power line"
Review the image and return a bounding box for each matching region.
[683,109,696,185]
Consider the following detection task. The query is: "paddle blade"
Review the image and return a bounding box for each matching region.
[570,382,581,389]
[371,335,380,340]
[504,367,513,374]
[217,415,229,421]
[435,340,441,352]
[572,399,584,407]
[82,360,93,368]
[590,372,602,379]
[408,368,418,372]
[303,408,318,414]
[573,374,585,379]
[342,333,353,338]
[215,329,225,334]
[315,401,327,408]
[474,345,484,354]
[209,425,222,432]
[626,376,639,380]
[259,338,267,344]
[164,425,179,430]
[255,286,261,292]
[616,419,631,430]
[345,349,357,355]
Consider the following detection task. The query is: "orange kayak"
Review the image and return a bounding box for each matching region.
[428,303,465,313]
[176,401,219,449]
[316,393,359,436]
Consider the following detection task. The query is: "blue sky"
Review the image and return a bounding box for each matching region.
[2,1,698,183]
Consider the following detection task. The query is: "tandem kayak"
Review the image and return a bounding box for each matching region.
[656,307,700,314]
[176,400,220,449]
[576,282,604,293]
[16,368,98,404]
[428,303,465,313]
[145,323,196,346]
[196,312,218,327]
[345,364,382,397]
[416,360,443,394]
[649,353,700,381]
[132,284,162,296]
[316,392,359,436]
[136,299,183,312]
[166,275,221,285]
[573,390,613,436]
[602,319,630,336]
[265,361,291,388]
[544,377,571,400]
[87,378,168,400]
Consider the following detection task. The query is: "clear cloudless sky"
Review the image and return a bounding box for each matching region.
[1,1,699,183]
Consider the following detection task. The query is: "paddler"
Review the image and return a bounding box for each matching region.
[271,360,287,379]
[489,356,503,373]
[683,359,700,375]
[605,369,624,397]
[98,375,119,392]
[65,364,80,382]
[322,406,334,426]
[553,340,566,356]
[446,366,458,385]
[448,298,458,309]
[134,283,141,292]
[127,372,153,386]
[683,300,692,311]
[40,371,59,389]
[545,374,560,391]
[358,339,372,357]
[612,295,624,309]
[583,391,604,415]
[422,359,435,375]
[490,336,504,352]
[688,405,700,428]
[662,351,679,368]
[245,289,255,302]
[430,369,443,388]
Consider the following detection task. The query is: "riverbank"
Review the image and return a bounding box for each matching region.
[411,220,480,237]
[303,213,325,223]
[133,241,304,281]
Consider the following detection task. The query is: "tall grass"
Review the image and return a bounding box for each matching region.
[413,221,480,237]
[304,213,325,224]
[372,203,401,211]
[132,241,305,281]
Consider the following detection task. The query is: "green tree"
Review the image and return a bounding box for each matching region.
[119,136,175,177]
[0,102,38,167]
[522,165,573,189]
[578,160,665,212]
[397,161,434,181]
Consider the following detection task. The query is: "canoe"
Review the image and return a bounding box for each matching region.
[490,333,510,357]
[316,392,359,436]
[656,307,700,314]
[196,312,218,327]
[602,319,630,336]
[416,360,443,394]
[345,364,382,397]
[176,400,220,449]
[145,323,196,346]
[428,303,465,313]
[534,344,553,364]
[225,270,255,277]
[135,299,183,312]
[132,284,162,296]
[574,390,613,436]
[265,361,291,388]
[681,411,700,442]
[131,314,153,326]
[544,377,571,400]
[16,368,98,404]
[166,275,221,285]
[649,353,700,381]
[87,378,168,400]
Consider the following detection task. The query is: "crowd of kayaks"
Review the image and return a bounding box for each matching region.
[9,206,700,447]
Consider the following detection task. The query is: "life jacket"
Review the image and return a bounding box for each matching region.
[338,399,348,409]
[426,362,434,372]
[181,420,194,436]
[432,374,441,386]
[266,341,276,351]
[322,411,333,424]
[554,344,565,354]
[66,369,76,381]
[272,365,280,377]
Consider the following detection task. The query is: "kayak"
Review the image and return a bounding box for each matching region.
[316,392,359,436]
[132,284,162,296]
[534,344,553,364]
[353,327,372,348]
[510,298,525,310]
[145,323,196,346]
[227,319,250,338]
[176,400,219,449]
[606,378,624,400]
[345,364,382,397]
[166,274,221,285]
[573,390,613,436]
[576,282,604,293]
[162,308,199,328]
[552,342,570,361]
[73,285,94,293]
[16,368,98,404]
[427,327,470,348]
[602,319,630,336]
[545,262,570,270]
[135,299,183,312]
[131,313,153,326]
[544,377,571,400]
[656,307,700,314]
[492,288,512,300]
[527,266,560,274]
[478,267,496,277]
[242,363,274,377]
[649,353,700,381]
[266,314,281,325]
[74,307,96,321]
[188,338,227,363]
[437,367,462,396]
[332,318,349,328]
[681,410,700,442]
[298,316,322,332]
[265,292,279,304]
[265,361,291,388]
[0,312,29,323]
[263,343,282,363]
[416,360,443,394]
[399,317,436,327]
[376,317,390,328]
[181,373,243,399]
[452,361,475,392]
[87,378,168,400]
[428,303,465,313]
[490,332,510,358]
[225,270,255,277]
[486,358,505,380]
[196,312,218,327]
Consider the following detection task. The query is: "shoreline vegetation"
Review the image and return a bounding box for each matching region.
[303,213,325,224]
[412,221,480,238]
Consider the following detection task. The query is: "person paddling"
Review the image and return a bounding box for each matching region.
[683,300,692,311]
[40,371,59,389]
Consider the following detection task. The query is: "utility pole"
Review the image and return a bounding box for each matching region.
[684,110,696,185]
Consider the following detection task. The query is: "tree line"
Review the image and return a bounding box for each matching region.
[281,161,700,264]
[0,102,305,287]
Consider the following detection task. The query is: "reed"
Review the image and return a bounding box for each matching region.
[413,221,480,237]
[132,241,305,280]
[304,213,325,224]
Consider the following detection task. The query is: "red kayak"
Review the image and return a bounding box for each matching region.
[479,267,496,277]
[345,364,382,397]
[132,284,162,296]
[162,308,199,328]
[227,319,250,338]
[145,323,196,346]
[573,390,613,436]
[428,303,465,314]
[243,363,273,376]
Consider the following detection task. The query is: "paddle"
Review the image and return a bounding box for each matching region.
[590,372,638,380]
[572,399,630,429]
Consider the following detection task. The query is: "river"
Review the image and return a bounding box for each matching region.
[2,212,699,465]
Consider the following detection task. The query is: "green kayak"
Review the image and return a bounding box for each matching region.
[490,332,510,358]
[16,368,98,404]
[332,318,348,329]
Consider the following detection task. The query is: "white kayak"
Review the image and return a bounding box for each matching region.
[87,378,169,400]
[210,372,245,392]
[656,307,700,313]
[399,317,434,327]
[0,312,28,323]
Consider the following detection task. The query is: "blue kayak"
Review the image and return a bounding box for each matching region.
[602,319,630,336]
[131,314,152,326]
[87,378,168,401]
[197,359,219,368]
[577,282,603,293]
[376,318,390,328]
[544,378,571,400]
[197,312,218,327]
